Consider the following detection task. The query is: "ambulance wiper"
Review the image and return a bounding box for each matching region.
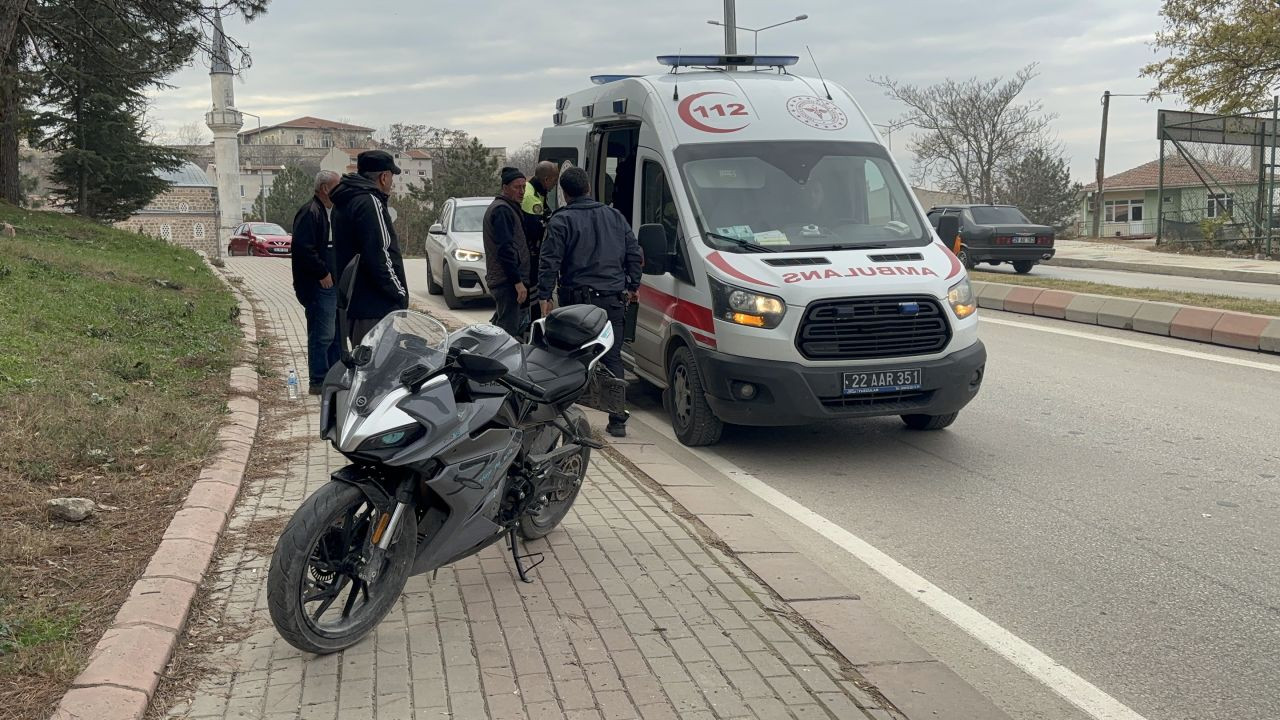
[801,243,889,251]
[702,230,774,254]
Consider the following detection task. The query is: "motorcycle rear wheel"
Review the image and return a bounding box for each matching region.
[519,412,590,540]
[267,481,416,655]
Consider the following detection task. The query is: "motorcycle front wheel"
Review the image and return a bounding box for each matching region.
[519,411,591,540]
[267,481,416,654]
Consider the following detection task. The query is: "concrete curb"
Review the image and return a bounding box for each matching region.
[1046,256,1280,286]
[974,280,1280,354]
[49,262,260,720]
[595,427,1012,720]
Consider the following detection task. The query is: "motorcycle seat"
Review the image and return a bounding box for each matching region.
[511,346,589,402]
[540,305,609,352]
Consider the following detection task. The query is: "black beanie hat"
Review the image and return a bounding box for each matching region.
[500,166,526,186]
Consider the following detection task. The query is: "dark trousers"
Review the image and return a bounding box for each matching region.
[300,287,341,387]
[491,284,528,338]
[561,289,628,424]
[346,316,382,349]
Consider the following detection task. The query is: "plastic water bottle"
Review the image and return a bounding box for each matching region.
[286,369,299,400]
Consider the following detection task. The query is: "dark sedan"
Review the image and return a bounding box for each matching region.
[927,204,1055,274]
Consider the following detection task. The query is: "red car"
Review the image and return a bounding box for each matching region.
[227,222,292,257]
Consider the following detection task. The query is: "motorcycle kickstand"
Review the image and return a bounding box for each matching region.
[508,528,545,584]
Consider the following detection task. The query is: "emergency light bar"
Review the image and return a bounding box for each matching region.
[590,75,641,85]
[657,54,799,68]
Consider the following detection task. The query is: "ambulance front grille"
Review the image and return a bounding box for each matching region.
[796,295,950,360]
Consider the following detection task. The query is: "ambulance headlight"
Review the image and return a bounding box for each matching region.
[948,277,977,320]
[709,276,786,329]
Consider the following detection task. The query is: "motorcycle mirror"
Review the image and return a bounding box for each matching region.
[454,352,509,384]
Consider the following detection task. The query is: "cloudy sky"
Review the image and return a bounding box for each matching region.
[148,0,1168,183]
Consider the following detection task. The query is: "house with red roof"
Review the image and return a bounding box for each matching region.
[1080,157,1260,239]
[239,116,375,150]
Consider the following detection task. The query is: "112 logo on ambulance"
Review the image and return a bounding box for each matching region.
[678,92,750,133]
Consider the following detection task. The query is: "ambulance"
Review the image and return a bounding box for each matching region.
[538,54,986,446]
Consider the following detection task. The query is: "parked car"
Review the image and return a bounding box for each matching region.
[424,197,491,309]
[227,222,292,257]
[926,205,1054,274]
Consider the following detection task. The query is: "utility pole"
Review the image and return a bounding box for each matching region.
[723,0,737,70]
[1091,90,1111,239]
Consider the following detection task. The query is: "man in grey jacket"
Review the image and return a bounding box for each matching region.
[538,166,642,436]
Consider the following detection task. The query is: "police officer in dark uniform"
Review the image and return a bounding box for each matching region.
[538,166,643,437]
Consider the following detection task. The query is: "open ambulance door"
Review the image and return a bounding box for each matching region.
[537,126,589,212]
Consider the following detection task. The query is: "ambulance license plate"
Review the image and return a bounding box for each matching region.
[842,369,922,395]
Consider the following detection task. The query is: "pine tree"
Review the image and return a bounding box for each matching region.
[414,135,499,218]
[30,0,189,220]
[260,164,313,230]
[997,147,1080,231]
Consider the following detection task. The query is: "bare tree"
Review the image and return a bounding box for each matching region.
[505,139,539,176]
[872,64,1053,204]
[1185,142,1252,168]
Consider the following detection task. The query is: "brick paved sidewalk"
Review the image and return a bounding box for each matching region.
[158,258,897,720]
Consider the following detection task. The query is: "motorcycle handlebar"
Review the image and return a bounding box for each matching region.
[499,374,549,400]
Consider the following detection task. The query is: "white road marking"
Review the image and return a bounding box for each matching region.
[631,408,1149,720]
[981,315,1280,373]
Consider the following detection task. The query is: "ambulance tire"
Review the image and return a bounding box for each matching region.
[667,346,723,447]
[901,412,958,431]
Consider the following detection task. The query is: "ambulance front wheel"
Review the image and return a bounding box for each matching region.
[667,346,724,447]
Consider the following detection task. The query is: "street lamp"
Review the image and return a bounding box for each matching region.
[239,110,266,222]
[707,14,808,54]
[873,119,913,151]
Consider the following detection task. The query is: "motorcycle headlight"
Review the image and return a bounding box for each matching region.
[948,277,977,320]
[454,248,484,263]
[357,423,425,452]
[709,276,786,329]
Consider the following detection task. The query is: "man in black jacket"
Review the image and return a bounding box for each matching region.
[290,170,341,394]
[538,166,642,437]
[331,150,409,347]
[482,166,531,337]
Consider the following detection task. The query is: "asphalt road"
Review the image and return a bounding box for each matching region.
[981,262,1280,302]
[402,260,1280,720]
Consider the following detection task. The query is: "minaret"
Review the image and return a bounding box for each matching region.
[205,12,242,258]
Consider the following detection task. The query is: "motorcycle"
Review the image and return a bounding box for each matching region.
[266,260,612,654]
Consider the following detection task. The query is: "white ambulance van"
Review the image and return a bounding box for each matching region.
[538,55,986,446]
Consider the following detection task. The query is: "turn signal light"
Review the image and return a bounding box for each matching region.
[730,312,767,327]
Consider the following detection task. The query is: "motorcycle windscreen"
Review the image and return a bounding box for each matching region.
[349,311,450,416]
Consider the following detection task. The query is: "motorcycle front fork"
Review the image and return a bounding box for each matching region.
[358,480,414,584]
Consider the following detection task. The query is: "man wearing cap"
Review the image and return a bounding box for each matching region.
[331,150,410,347]
[482,167,532,337]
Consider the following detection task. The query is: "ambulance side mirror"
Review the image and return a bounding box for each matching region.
[937,215,962,255]
[638,224,671,275]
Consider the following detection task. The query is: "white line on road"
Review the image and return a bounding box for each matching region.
[981,315,1280,373]
[632,408,1150,720]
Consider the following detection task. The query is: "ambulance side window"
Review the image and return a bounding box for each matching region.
[641,160,689,283]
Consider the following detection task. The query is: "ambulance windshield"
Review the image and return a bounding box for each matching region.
[675,141,927,252]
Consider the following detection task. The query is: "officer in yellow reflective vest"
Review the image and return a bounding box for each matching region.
[521,161,560,326]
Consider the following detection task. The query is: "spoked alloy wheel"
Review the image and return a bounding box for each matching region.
[519,414,590,540]
[267,482,415,654]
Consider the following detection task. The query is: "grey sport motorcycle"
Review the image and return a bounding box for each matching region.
[266,268,613,654]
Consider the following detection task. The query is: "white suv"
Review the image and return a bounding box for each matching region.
[425,197,492,309]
